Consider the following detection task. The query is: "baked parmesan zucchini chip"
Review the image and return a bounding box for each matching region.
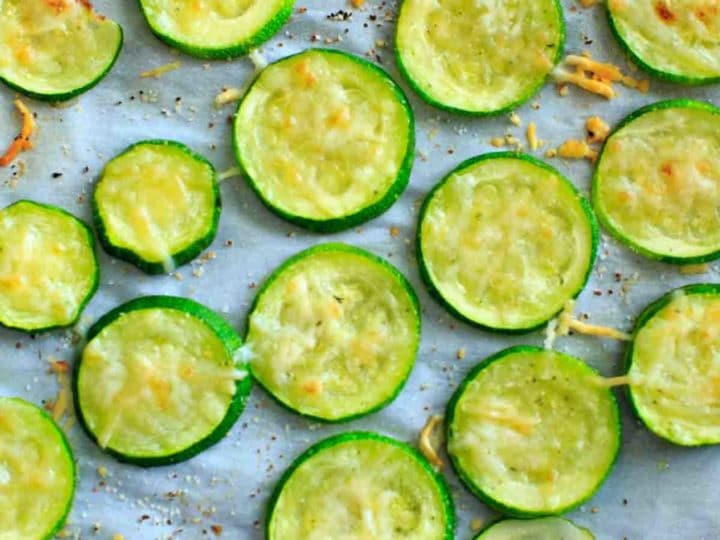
[138,0,294,59]
[625,284,720,446]
[474,518,594,540]
[0,397,75,540]
[0,0,122,101]
[418,153,597,333]
[0,200,98,333]
[395,0,565,115]
[267,432,455,540]
[608,0,720,84]
[75,296,252,467]
[233,49,415,232]
[94,140,220,275]
[594,100,720,264]
[447,347,620,517]
[245,244,420,422]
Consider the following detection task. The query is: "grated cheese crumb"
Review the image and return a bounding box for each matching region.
[556,139,598,162]
[586,116,611,144]
[509,112,521,126]
[527,122,539,151]
[213,87,244,108]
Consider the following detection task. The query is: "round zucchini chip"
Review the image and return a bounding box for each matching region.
[94,140,220,275]
[418,153,597,332]
[233,49,415,232]
[75,296,252,467]
[475,517,594,540]
[245,244,420,422]
[447,347,620,517]
[138,0,294,59]
[395,0,565,115]
[594,100,720,264]
[626,284,720,446]
[0,200,98,332]
[267,432,455,539]
[0,0,123,101]
[607,0,720,84]
[0,397,75,540]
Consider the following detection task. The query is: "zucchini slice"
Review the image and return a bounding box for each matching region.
[245,244,420,422]
[233,49,415,232]
[447,346,620,517]
[395,0,565,115]
[593,100,720,264]
[267,432,455,539]
[75,296,252,466]
[0,200,98,332]
[0,0,122,101]
[0,397,75,540]
[607,0,720,84]
[475,518,594,540]
[94,140,220,275]
[418,153,597,332]
[626,284,720,446]
[138,0,293,59]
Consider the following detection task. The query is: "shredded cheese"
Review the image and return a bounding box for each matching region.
[418,415,444,469]
[680,263,711,275]
[47,357,74,430]
[527,122,540,151]
[218,165,242,182]
[140,60,182,79]
[556,139,598,162]
[595,375,633,388]
[555,300,632,342]
[586,116,611,144]
[0,99,35,167]
[553,53,649,98]
[213,86,244,108]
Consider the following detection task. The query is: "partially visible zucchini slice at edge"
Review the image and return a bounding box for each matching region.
[0,200,99,332]
[475,517,594,539]
[625,284,720,446]
[267,432,455,539]
[447,346,620,517]
[0,397,76,540]
[138,0,294,59]
[75,296,252,467]
[0,0,123,101]
[593,100,720,264]
[245,243,420,422]
[233,48,415,232]
[395,0,565,115]
[418,152,597,332]
[94,140,220,275]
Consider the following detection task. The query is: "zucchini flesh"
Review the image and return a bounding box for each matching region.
[0,0,122,100]
[594,101,720,263]
[0,201,98,332]
[76,297,250,465]
[447,347,620,516]
[234,49,414,232]
[94,140,219,274]
[138,0,293,59]
[608,0,720,83]
[419,154,596,332]
[246,244,420,421]
[0,397,75,540]
[268,433,454,540]
[475,517,594,540]
[627,285,720,446]
[396,0,564,114]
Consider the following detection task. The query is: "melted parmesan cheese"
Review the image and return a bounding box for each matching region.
[95,142,217,263]
[596,105,720,259]
[420,157,594,330]
[477,517,594,540]
[77,308,238,457]
[234,50,411,221]
[247,248,419,420]
[396,0,563,112]
[0,398,74,540]
[269,438,448,539]
[449,350,618,514]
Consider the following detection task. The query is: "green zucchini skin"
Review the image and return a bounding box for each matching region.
[137,0,294,60]
[417,152,599,334]
[244,243,421,423]
[624,283,720,446]
[266,431,455,540]
[394,0,565,116]
[93,140,221,275]
[474,517,595,539]
[233,48,415,233]
[446,346,621,517]
[73,296,252,467]
[0,200,99,334]
[592,99,720,265]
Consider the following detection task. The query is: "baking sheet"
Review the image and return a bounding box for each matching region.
[1,1,719,539]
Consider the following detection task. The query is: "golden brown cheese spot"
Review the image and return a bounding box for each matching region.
[301,380,323,396]
[655,1,678,23]
[586,116,610,144]
[294,59,318,87]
